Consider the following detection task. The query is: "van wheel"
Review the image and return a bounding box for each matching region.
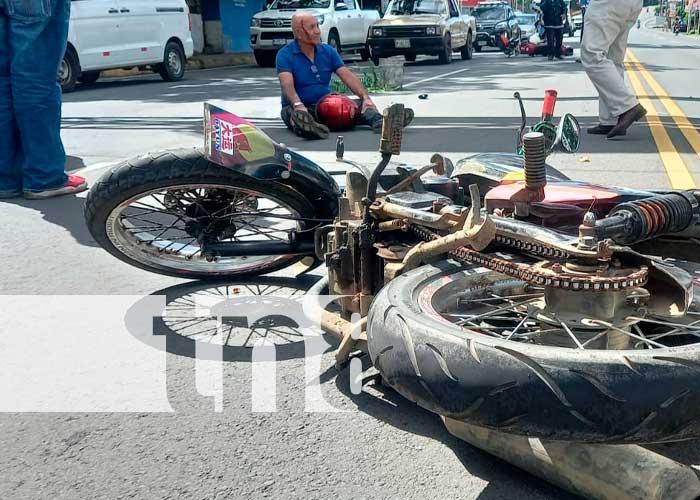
[78,71,100,85]
[59,49,79,93]
[158,41,186,82]
[253,50,277,68]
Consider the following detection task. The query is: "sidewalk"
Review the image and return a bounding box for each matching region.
[103,52,255,78]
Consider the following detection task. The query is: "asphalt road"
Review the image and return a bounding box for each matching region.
[3,16,700,500]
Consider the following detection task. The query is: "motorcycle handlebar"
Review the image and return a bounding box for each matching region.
[541,89,558,122]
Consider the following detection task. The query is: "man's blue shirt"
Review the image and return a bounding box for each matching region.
[276,40,344,107]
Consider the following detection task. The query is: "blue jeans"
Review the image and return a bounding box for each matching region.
[0,0,69,195]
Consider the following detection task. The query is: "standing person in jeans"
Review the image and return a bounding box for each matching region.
[581,0,646,138]
[0,0,87,200]
[540,0,567,61]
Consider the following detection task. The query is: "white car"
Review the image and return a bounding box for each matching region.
[60,0,195,92]
[249,0,381,67]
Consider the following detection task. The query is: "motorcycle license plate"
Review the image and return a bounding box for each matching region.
[395,39,411,48]
[477,41,487,46]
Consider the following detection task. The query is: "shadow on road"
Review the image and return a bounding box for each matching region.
[329,357,582,500]
[2,195,97,248]
[127,275,333,363]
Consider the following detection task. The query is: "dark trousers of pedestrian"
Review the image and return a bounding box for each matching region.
[580,7,586,42]
[280,97,383,133]
[0,0,70,196]
[546,27,564,59]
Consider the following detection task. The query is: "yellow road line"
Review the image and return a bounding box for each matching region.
[628,50,700,165]
[624,58,696,189]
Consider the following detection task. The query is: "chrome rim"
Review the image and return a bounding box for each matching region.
[426,269,700,351]
[105,184,302,275]
[58,58,70,84]
[168,49,182,75]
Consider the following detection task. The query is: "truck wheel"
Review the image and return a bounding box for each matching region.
[253,50,277,68]
[474,43,482,53]
[461,34,473,60]
[328,31,341,54]
[438,34,452,64]
[158,41,186,82]
[360,45,371,61]
[404,54,416,62]
[59,48,79,93]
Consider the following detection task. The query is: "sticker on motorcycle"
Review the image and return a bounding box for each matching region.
[204,102,276,165]
[214,118,236,155]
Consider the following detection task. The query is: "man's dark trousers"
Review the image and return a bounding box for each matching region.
[546,27,564,58]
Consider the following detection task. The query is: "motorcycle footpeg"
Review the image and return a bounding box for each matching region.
[379,103,405,156]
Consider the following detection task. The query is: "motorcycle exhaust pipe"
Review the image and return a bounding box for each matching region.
[443,417,700,500]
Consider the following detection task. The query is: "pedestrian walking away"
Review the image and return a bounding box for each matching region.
[276,12,413,140]
[0,0,87,199]
[581,0,646,139]
[540,0,567,61]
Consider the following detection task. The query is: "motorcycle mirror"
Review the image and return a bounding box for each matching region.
[554,113,581,154]
[379,103,405,156]
[430,153,454,176]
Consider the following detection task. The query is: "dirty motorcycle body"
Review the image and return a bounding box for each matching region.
[86,96,700,446]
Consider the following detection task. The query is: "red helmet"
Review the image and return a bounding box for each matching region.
[316,94,360,131]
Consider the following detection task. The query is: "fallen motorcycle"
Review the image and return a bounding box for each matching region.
[496,31,520,57]
[86,92,700,448]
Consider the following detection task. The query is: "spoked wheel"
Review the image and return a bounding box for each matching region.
[160,280,309,348]
[368,260,700,443]
[85,149,314,279]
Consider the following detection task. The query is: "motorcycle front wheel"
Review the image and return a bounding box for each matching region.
[85,149,315,279]
[368,260,700,444]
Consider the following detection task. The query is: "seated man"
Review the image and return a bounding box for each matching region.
[276,12,413,139]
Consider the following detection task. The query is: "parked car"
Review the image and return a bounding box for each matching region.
[473,1,520,52]
[515,12,537,41]
[60,0,194,93]
[249,0,381,67]
[572,12,583,33]
[367,0,476,64]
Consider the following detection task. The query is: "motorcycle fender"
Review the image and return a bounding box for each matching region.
[203,102,340,219]
[225,152,341,220]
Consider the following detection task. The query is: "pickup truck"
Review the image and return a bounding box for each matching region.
[367,0,476,65]
[249,0,381,67]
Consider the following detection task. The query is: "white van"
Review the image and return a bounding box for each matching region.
[60,0,195,92]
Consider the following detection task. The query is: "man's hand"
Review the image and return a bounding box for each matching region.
[361,96,377,112]
[336,67,377,112]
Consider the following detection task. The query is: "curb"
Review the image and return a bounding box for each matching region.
[103,53,256,78]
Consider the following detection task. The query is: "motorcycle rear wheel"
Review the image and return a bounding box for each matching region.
[368,260,700,443]
[85,149,314,280]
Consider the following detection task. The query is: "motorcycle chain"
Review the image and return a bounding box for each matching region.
[409,224,648,292]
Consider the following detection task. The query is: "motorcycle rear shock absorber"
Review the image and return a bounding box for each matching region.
[595,192,697,245]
